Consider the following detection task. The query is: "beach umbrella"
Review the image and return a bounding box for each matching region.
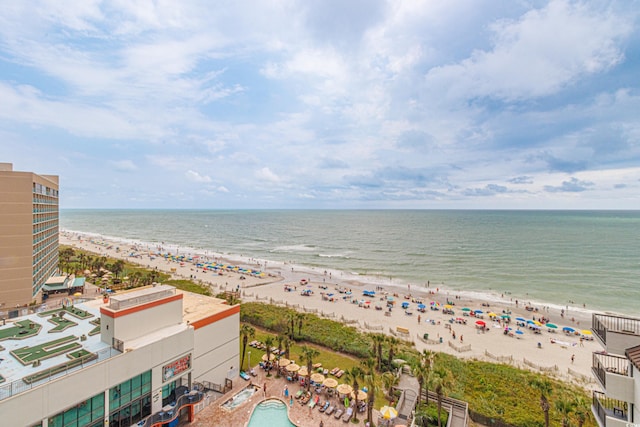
[475,320,486,327]
[73,292,82,297]
[351,389,368,401]
[545,323,558,329]
[444,304,453,309]
[461,308,471,312]
[278,358,291,367]
[515,330,524,335]
[323,378,338,388]
[380,406,398,420]
[474,310,483,314]
[336,384,353,396]
[417,304,426,309]
[262,353,276,361]
[516,317,526,322]
[581,330,592,336]
[533,320,542,326]
[311,373,325,383]
[488,312,497,318]
[298,366,309,377]
[500,314,511,319]
[286,363,300,372]
[562,327,575,333]
[401,302,409,309]
[83,269,91,275]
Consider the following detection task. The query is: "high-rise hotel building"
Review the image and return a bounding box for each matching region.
[0,163,59,309]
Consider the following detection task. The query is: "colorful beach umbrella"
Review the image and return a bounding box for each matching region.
[545,323,557,329]
[380,406,398,420]
[581,330,592,335]
[563,327,575,333]
[515,330,524,335]
[475,320,486,327]
[461,307,471,312]
[516,317,526,322]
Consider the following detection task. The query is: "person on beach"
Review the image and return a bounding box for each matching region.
[571,354,575,364]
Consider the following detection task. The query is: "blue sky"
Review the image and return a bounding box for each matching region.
[1,0,639,209]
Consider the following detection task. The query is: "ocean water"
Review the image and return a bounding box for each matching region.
[60,210,640,317]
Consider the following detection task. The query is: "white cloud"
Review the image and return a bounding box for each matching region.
[424,0,633,101]
[111,160,137,172]
[185,170,212,183]
[255,167,281,183]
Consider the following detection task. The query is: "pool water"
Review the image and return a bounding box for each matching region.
[221,385,258,410]
[247,399,296,427]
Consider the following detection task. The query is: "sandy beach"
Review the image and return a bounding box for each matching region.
[60,231,599,387]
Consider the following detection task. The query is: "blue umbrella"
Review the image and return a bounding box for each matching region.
[526,320,535,324]
[515,330,524,335]
[401,302,410,309]
[475,310,483,314]
[417,304,426,309]
[516,317,526,322]
[563,327,575,332]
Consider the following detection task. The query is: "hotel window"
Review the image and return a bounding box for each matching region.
[48,392,104,427]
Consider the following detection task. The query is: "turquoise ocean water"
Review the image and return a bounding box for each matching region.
[60,210,640,317]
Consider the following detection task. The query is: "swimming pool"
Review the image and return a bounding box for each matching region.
[221,385,259,410]
[247,399,296,427]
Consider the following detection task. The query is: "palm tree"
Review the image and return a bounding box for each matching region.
[371,333,385,370]
[264,336,275,376]
[530,378,553,427]
[296,313,305,338]
[59,247,75,273]
[361,358,381,424]
[431,367,453,427]
[387,336,400,368]
[573,395,589,427]
[420,350,435,404]
[287,312,296,339]
[112,259,125,279]
[411,359,430,406]
[283,336,293,359]
[240,324,255,371]
[344,366,364,422]
[381,371,398,401]
[300,345,319,390]
[554,395,575,427]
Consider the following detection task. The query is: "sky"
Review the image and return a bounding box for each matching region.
[1,0,639,209]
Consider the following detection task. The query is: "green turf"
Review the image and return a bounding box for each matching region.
[37,306,93,320]
[88,319,101,336]
[10,335,80,365]
[23,351,97,384]
[47,316,78,333]
[0,320,42,341]
[67,349,93,359]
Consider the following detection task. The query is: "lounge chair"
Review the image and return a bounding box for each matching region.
[300,392,311,404]
[294,390,304,399]
[308,395,319,409]
[335,370,344,378]
[330,367,340,376]
[334,408,344,419]
[325,405,335,415]
[342,407,353,423]
[239,371,250,381]
[319,401,330,412]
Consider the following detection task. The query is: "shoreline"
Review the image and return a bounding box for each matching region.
[60,230,600,387]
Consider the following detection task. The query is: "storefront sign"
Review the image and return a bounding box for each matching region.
[163,354,191,382]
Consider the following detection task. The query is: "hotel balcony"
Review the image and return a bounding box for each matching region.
[592,352,634,402]
[592,390,629,427]
[592,313,640,355]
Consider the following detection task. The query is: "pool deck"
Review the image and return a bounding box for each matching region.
[193,366,380,427]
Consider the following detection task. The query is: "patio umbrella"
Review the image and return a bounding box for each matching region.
[545,323,558,329]
[286,363,300,372]
[563,327,575,333]
[298,366,309,377]
[262,353,275,361]
[474,310,483,314]
[417,304,426,310]
[488,312,497,318]
[444,304,453,309]
[515,330,524,335]
[322,378,338,388]
[380,406,398,420]
[311,373,325,383]
[351,389,368,401]
[278,358,291,367]
[336,384,353,396]
[500,314,511,319]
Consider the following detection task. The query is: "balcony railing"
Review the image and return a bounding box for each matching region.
[592,352,629,389]
[593,313,640,346]
[138,390,204,427]
[593,390,628,426]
